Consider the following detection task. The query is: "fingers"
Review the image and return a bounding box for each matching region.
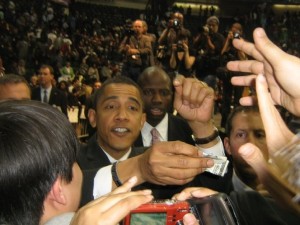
[173,76,214,107]
[110,176,138,195]
[232,36,264,62]
[230,75,256,87]
[253,28,286,67]
[227,60,264,74]
[173,187,217,201]
[73,191,153,225]
[255,74,294,150]
[183,213,199,225]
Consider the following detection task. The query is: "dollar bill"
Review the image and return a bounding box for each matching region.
[201,152,229,177]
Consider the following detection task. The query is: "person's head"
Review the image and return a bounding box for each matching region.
[0,74,31,100]
[38,64,54,89]
[230,22,243,38]
[0,100,82,225]
[58,80,69,91]
[206,16,219,33]
[88,75,146,159]
[224,106,268,189]
[30,74,39,86]
[132,19,144,36]
[93,80,101,90]
[137,66,173,127]
[172,12,184,25]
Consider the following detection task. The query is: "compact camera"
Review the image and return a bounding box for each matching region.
[169,19,181,29]
[123,193,239,225]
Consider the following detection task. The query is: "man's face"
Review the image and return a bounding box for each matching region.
[133,21,143,36]
[141,74,172,127]
[207,21,219,33]
[224,111,268,181]
[94,83,145,158]
[39,67,53,88]
[0,83,31,100]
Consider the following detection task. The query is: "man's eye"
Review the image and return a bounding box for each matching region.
[255,130,266,139]
[128,105,138,111]
[104,104,116,110]
[160,90,171,96]
[236,132,246,138]
[143,89,154,96]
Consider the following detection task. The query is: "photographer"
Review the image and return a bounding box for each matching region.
[194,16,224,89]
[157,12,191,74]
[170,34,196,77]
[119,19,152,82]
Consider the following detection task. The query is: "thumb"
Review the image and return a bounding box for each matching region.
[173,74,184,104]
[238,143,267,176]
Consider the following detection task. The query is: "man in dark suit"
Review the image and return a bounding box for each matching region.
[77,75,232,206]
[134,66,194,147]
[31,64,68,116]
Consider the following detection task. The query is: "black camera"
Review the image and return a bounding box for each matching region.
[124,193,240,225]
[170,19,181,29]
[177,40,184,52]
[233,32,240,39]
[125,29,135,36]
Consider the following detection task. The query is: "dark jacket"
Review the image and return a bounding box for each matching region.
[31,87,68,116]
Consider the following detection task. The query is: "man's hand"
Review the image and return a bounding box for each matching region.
[137,141,214,185]
[71,176,153,225]
[227,27,300,116]
[173,75,215,138]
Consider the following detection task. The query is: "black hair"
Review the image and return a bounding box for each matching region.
[93,75,144,110]
[225,105,260,136]
[0,100,79,225]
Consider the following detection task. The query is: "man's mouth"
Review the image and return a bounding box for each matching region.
[112,127,130,136]
[150,108,163,116]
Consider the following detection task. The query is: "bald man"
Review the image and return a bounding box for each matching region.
[0,74,31,100]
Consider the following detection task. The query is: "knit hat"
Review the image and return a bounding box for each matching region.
[207,16,219,25]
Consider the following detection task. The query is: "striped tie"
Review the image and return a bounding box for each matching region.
[151,128,160,145]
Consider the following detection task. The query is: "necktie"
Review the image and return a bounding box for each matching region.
[43,90,48,103]
[151,128,160,145]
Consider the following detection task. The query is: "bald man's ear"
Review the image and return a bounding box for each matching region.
[88,109,97,128]
[223,137,232,155]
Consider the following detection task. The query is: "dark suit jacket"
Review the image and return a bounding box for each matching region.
[31,86,68,116]
[78,134,233,206]
[78,134,146,206]
[134,113,195,147]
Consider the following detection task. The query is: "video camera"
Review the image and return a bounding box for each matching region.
[124,193,240,225]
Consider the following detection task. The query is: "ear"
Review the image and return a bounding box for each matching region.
[223,137,231,155]
[140,112,146,130]
[88,108,97,128]
[47,177,67,205]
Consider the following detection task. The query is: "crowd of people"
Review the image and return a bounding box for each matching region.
[0,1,300,225]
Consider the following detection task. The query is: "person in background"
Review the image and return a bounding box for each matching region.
[0,74,31,100]
[223,105,268,194]
[119,19,152,82]
[31,64,68,116]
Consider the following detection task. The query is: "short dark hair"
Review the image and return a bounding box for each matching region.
[0,74,29,87]
[225,105,260,136]
[0,100,79,225]
[39,64,54,75]
[137,66,172,89]
[93,75,144,110]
